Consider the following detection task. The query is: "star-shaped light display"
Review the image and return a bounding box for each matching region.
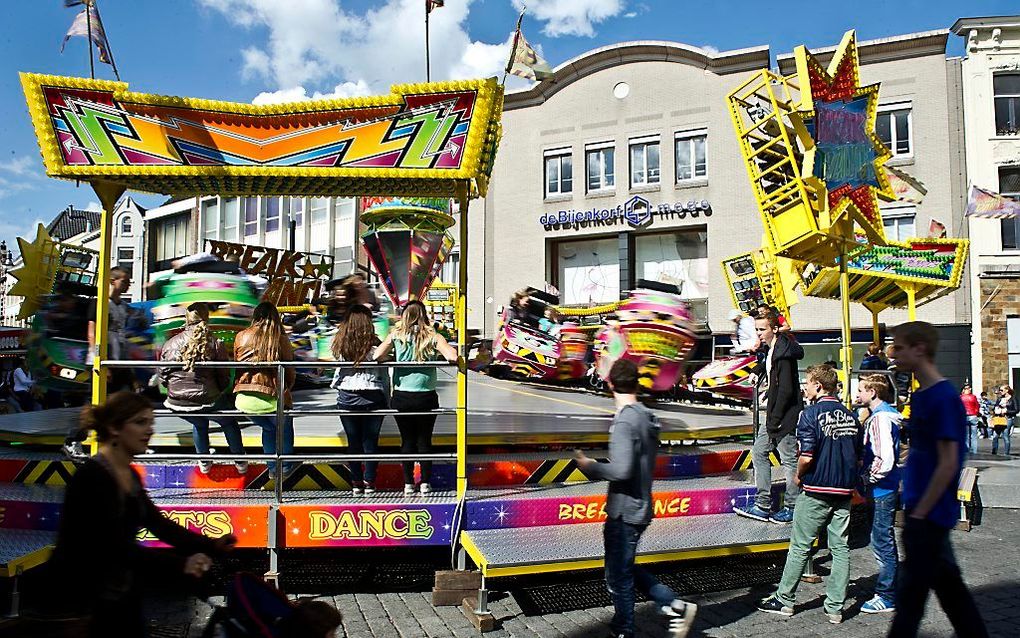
[9,223,62,319]
[796,31,895,244]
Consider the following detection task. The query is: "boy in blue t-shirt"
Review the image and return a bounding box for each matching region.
[887,322,987,638]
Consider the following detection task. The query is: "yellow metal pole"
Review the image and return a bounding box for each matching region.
[906,284,917,321]
[90,182,126,407]
[455,183,469,500]
[839,249,853,406]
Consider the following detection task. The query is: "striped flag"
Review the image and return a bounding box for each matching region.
[884,165,928,204]
[965,185,1020,218]
[507,29,554,81]
[61,3,113,65]
[928,218,947,238]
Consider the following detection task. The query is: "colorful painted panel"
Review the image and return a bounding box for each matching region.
[280,503,456,547]
[139,505,269,549]
[21,74,503,197]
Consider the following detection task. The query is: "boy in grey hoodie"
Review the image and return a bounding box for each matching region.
[575,359,697,638]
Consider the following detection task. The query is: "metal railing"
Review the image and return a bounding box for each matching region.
[101,358,460,503]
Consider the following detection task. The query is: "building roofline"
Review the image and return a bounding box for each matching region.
[951,16,1020,34]
[144,197,196,221]
[776,30,949,75]
[504,40,770,111]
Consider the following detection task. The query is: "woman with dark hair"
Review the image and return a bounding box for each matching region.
[375,301,457,495]
[44,391,235,636]
[160,303,245,475]
[330,305,388,496]
[234,302,296,475]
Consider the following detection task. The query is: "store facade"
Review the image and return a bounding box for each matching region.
[468,33,972,377]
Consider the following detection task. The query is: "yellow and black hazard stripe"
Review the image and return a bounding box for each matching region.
[248,462,352,491]
[732,449,781,471]
[13,460,77,486]
[523,459,590,484]
[695,365,754,389]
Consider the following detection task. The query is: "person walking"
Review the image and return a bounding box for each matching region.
[960,383,981,454]
[887,321,988,637]
[330,305,388,496]
[728,309,759,354]
[734,310,803,523]
[43,391,235,636]
[758,365,862,624]
[856,374,902,614]
[159,303,246,475]
[991,385,1017,456]
[12,358,40,412]
[374,301,457,495]
[574,359,697,638]
[234,302,296,477]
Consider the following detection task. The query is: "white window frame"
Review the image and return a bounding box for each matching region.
[119,215,133,237]
[993,72,1020,136]
[1000,166,1020,251]
[881,205,916,241]
[674,129,708,184]
[629,135,661,188]
[877,103,913,159]
[544,148,573,198]
[585,141,616,194]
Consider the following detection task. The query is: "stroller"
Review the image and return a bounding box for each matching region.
[200,573,340,638]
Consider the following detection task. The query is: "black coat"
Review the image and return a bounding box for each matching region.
[762,334,805,439]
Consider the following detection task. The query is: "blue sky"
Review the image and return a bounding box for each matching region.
[0,0,1015,255]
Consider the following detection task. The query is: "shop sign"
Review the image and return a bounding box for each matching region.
[206,239,333,306]
[540,195,712,231]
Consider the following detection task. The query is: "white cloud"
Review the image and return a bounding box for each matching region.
[0,156,35,177]
[199,0,518,103]
[84,201,103,212]
[512,0,625,38]
[700,44,720,56]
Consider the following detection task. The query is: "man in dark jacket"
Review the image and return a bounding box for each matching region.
[575,359,696,638]
[734,311,804,523]
[759,365,862,623]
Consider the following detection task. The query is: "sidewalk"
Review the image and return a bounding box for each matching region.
[146,508,1020,637]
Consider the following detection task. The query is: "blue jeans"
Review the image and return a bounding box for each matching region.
[247,414,295,473]
[604,517,676,637]
[339,414,384,484]
[966,416,979,454]
[871,491,898,603]
[181,415,245,456]
[992,417,1014,456]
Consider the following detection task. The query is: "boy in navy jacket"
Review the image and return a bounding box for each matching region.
[759,365,862,624]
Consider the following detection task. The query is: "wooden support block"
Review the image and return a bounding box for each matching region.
[434,569,482,591]
[462,597,496,632]
[432,588,477,607]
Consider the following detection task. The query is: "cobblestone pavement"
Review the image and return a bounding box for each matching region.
[142,508,1019,638]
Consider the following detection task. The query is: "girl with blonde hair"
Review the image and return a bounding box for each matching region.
[330,305,388,496]
[234,302,296,475]
[159,303,245,474]
[375,300,457,495]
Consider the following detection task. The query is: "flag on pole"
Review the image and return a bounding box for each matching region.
[63,0,86,6]
[965,184,1020,218]
[426,0,444,13]
[928,218,947,238]
[884,165,928,205]
[61,3,113,66]
[507,29,554,81]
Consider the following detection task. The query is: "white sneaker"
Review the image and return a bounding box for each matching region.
[352,484,365,497]
[419,482,432,495]
[234,461,249,475]
[662,600,697,638]
[363,483,376,496]
[404,483,416,496]
[199,461,213,475]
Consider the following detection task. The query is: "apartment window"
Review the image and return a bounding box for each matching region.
[243,197,259,238]
[116,247,134,274]
[440,251,460,287]
[222,197,240,242]
[585,142,615,193]
[265,197,281,233]
[994,73,1020,136]
[153,216,189,271]
[120,216,132,236]
[1008,316,1020,391]
[289,197,305,252]
[675,130,707,182]
[309,197,330,253]
[334,198,356,251]
[876,106,912,157]
[882,206,916,241]
[1000,166,1020,250]
[544,148,572,197]
[201,199,219,240]
[629,136,660,188]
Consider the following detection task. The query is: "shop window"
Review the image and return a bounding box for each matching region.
[1000,166,1020,250]
[635,231,708,300]
[222,197,240,243]
[243,197,259,238]
[544,149,572,197]
[585,142,615,193]
[876,106,912,157]
[1008,315,1020,391]
[882,206,915,241]
[555,236,619,305]
[994,73,1020,136]
[675,130,707,182]
[120,216,132,236]
[629,136,660,188]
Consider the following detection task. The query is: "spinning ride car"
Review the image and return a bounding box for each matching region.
[691,354,758,402]
[594,282,697,392]
[491,289,572,380]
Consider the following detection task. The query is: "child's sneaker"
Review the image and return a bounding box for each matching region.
[757,595,793,617]
[661,599,697,637]
[234,461,249,475]
[404,483,416,496]
[770,507,794,524]
[419,482,432,495]
[861,595,894,614]
[733,503,771,522]
[352,483,365,497]
[363,483,376,496]
[199,461,213,475]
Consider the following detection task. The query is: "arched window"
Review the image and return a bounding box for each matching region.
[120,216,133,236]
